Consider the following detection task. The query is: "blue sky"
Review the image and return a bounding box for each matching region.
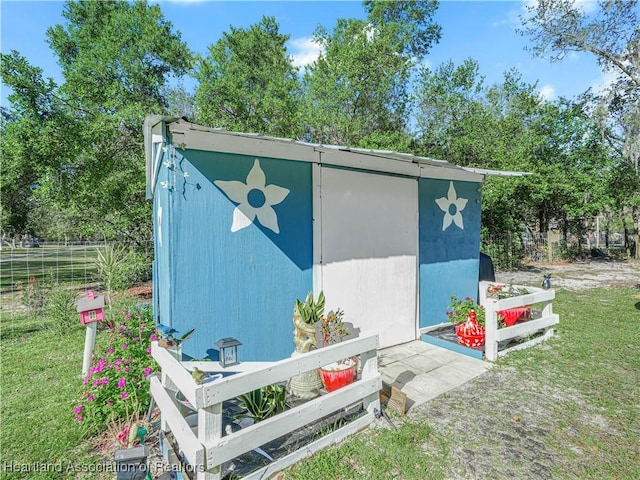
[0,0,609,109]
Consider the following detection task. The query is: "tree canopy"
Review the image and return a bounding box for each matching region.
[519,0,640,257]
[1,0,192,242]
[0,0,635,257]
[194,15,302,138]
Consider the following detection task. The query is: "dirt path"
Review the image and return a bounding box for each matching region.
[404,259,639,479]
[494,258,638,291]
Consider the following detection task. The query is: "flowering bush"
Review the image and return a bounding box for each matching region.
[446,295,486,327]
[74,303,158,434]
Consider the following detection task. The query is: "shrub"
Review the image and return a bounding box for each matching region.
[46,285,80,335]
[74,303,158,434]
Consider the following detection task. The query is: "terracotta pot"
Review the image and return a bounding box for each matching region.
[319,357,358,392]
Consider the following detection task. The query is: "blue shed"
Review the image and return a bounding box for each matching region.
[144,116,487,362]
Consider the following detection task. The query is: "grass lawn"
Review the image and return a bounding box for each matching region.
[286,286,640,479]
[0,313,105,479]
[1,284,638,479]
[0,245,99,292]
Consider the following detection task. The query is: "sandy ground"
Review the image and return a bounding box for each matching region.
[494,258,639,291]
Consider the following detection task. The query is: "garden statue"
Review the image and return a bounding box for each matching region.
[542,274,551,290]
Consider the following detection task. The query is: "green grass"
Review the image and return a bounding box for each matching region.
[2,283,639,479]
[284,286,640,479]
[0,245,99,292]
[0,312,103,479]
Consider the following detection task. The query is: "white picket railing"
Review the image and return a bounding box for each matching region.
[479,281,559,361]
[150,331,381,480]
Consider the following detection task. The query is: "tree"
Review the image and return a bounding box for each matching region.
[1,1,192,243]
[519,0,640,257]
[414,59,612,242]
[194,16,302,138]
[302,0,441,148]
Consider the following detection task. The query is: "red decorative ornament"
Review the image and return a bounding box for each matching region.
[455,310,486,348]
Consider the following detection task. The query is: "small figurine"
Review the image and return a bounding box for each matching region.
[542,274,551,290]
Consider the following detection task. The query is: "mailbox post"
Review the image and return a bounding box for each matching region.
[77,291,105,377]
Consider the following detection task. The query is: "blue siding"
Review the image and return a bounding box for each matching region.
[419,178,481,328]
[160,148,313,361]
[153,148,173,327]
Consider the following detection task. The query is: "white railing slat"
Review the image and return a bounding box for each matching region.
[152,331,380,477]
[496,314,559,341]
[200,332,378,406]
[149,376,204,467]
[205,376,381,468]
[241,413,375,480]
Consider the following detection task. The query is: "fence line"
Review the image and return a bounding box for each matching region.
[481,230,630,270]
[0,241,153,313]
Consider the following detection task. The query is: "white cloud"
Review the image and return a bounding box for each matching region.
[538,84,555,101]
[288,36,324,68]
[590,69,618,95]
[516,0,598,25]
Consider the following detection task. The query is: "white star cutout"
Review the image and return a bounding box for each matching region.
[435,181,468,231]
[214,159,290,234]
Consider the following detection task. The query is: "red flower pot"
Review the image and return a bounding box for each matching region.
[455,313,486,348]
[319,358,358,392]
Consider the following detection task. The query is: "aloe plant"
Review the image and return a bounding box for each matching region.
[235,384,286,423]
[294,291,325,325]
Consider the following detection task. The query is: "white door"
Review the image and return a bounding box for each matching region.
[318,167,418,348]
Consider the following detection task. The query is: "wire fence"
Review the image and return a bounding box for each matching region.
[482,231,630,270]
[0,241,153,314]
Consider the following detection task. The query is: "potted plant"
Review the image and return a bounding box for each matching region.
[446,296,486,348]
[292,291,324,353]
[288,292,325,399]
[155,323,195,360]
[318,309,358,392]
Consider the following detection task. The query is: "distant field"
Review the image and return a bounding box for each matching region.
[0,244,101,292]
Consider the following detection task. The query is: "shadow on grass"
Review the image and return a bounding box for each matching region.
[1,323,48,341]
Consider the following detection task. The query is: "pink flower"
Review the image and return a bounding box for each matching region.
[73,405,84,414]
[100,378,109,385]
[114,359,123,366]
[106,401,113,407]
[107,347,115,354]
[118,377,126,389]
[146,347,151,354]
[122,344,128,350]
[93,380,100,387]
[121,392,129,400]
[87,394,95,402]
[150,333,158,341]
[117,426,130,446]
[76,415,83,422]
[124,366,130,372]
[126,313,132,320]
[144,367,152,374]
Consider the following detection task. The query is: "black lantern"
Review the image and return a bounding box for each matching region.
[216,337,242,368]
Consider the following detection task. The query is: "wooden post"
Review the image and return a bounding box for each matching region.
[81,321,97,378]
[484,300,498,362]
[359,347,380,415]
[198,403,223,480]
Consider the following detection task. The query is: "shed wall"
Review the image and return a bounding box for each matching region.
[157,147,313,361]
[419,179,481,328]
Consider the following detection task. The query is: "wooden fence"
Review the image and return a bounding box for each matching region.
[479,281,559,361]
[150,332,381,479]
